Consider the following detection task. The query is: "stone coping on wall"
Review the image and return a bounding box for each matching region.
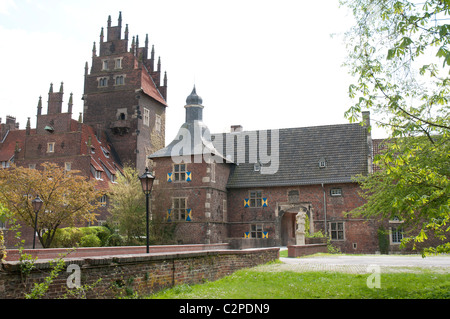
[287,244,328,258]
[3,243,230,262]
[1,246,279,270]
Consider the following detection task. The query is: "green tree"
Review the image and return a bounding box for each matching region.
[340,0,450,254]
[108,166,146,245]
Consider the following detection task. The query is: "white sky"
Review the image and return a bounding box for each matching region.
[0,0,389,143]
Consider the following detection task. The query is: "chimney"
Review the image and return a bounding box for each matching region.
[231,125,243,132]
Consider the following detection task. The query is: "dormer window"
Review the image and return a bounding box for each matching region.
[318,157,327,168]
[101,146,110,158]
[95,170,102,180]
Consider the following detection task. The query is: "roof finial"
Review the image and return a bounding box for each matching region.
[49,83,53,93]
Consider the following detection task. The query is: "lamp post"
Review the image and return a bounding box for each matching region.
[139,167,155,253]
[32,195,44,249]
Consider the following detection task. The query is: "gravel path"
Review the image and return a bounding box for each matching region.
[255,254,450,274]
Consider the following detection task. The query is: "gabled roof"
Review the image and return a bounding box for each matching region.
[139,67,167,106]
[149,120,228,162]
[80,124,123,191]
[0,129,33,162]
[212,123,370,188]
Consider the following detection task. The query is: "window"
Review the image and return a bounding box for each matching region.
[155,114,162,133]
[115,58,122,69]
[173,163,187,181]
[28,164,36,169]
[250,224,263,238]
[172,197,187,220]
[95,170,102,180]
[102,60,108,70]
[65,162,71,171]
[47,142,55,153]
[330,222,345,240]
[330,188,342,196]
[249,190,263,207]
[210,162,216,182]
[391,226,403,244]
[319,157,327,168]
[0,220,6,230]
[115,75,124,85]
[143,108,150,126]
[100,195,107,207]
[99,77,108,87]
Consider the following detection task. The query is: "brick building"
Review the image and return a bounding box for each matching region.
[0,13,168,248]
[83,12,167,173]
[0,12,409,253]
[149,88,383,253]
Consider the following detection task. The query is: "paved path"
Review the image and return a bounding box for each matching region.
[261,254,450,274]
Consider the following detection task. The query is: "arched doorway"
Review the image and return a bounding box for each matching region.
[279,204,312,246]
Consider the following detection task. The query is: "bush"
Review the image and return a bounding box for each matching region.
[79,233,101,247]
[48,226,111,248]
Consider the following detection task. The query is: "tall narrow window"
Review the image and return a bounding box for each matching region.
[210,162,216,182]
[102,60,108,70]
[115,58,122,69]
[391,226,403,244]
[100,195,107,207]
[143,108,150,126]
[47,142,55,153]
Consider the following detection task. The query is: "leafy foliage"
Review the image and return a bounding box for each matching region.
[340,0,450,254]
[0,162,104,248]
[108,166,147,245]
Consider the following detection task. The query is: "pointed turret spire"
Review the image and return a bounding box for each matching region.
[68,93,73,114]
[37,96,42,115]
[49,83,53,93]
[92,41,97,57]
[118,11,122,28]
[26,117,31,135]
[100,27,104,42]
[125,24,129,40]
[59,82,64,93]
[107,15,111,27]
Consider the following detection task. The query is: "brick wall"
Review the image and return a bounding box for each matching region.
[0,246,279,299]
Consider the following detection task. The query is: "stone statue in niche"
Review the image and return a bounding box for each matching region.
[295,211,307,245]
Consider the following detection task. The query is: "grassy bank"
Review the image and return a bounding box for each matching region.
[145,260,450,299]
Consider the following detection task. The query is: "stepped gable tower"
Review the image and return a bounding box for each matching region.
[82,12,168,173]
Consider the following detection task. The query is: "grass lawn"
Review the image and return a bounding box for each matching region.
[145,257,450,299]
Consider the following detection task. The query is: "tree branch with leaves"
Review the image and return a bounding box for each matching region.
[340,0,450,254]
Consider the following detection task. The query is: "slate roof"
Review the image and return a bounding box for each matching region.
[212,123,370,188]
[149,120,228,162]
